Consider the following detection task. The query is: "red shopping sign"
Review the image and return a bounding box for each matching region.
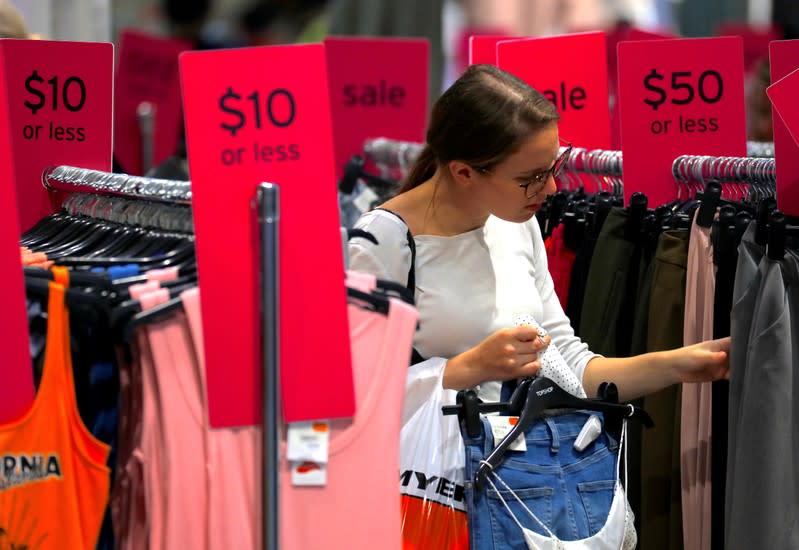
[607,25,675,148]
[180,44,354,427]
[618,37,747,206]
[0,39,113,423]
[717,23,781,73]
[115,29,190,175]
[0,39,113,231]
[469,35,517,65]
[324,37,428,181]
[497,32,610,149]
[768,40,799,217]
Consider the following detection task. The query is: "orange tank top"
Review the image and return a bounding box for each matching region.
[0,267,110,549]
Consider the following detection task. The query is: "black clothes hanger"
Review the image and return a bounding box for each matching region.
[122,295,186,343]
[444,376,654,490]
[695,181,755,229]
[624,192,648,241]
[23,266,114,291]
[755,197,778,247]
[544,191,569,238]
[346,287,390,315]
[443,378,537,439]
[374,279,415,305]
[766,210,799,260]
[338,155,398,195]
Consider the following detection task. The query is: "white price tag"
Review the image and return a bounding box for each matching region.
[486,416,527,452]
[291,461,328,486]
[287,421,330,463]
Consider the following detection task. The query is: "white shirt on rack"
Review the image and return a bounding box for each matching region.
[348,209,598,405]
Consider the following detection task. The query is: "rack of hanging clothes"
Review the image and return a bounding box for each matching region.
[8,164,425,550]
[669,152,794,550]
[545,149,792,550]
[17,165,230,550]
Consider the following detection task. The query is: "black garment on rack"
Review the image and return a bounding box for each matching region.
[710,221,736,550]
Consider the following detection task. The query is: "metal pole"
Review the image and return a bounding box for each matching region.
[258,183,280,550]
[137,101,155,175]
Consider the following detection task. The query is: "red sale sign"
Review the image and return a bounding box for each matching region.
[618,37,747,206]
[768,40,799,217]
[607,25,675,148]
[0,39,113,231]
[717,23,781,73]
[115,29,190,175]
[767,68,799,147]
[324,37,428,181]
[180,44,354,427]
[469,35,517,65]
[0,71,31,424]
[497,32,610,149]
[0,39,113,422]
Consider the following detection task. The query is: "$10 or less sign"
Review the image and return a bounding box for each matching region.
[217,86,300,162]
[618,37,747,206]
[0,39,113,423]
[0,40,113,231]
[180,44,355,428]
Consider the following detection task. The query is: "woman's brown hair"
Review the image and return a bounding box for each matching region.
[401,64,559,193]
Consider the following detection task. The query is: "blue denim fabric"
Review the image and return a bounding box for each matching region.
[462,411,619,549]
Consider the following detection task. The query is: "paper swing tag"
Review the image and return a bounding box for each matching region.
[486,416,527,452]
[287,421,330,463]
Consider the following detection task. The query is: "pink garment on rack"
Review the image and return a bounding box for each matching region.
[137,289,171,550]
[113,286,170,550]
[129,281,161,297]
[181,288,261,550]
[345,270,377,290]
[682,211,716,550]
[141,289,209,550]
[279,296,418,550]
[145,267,180,282]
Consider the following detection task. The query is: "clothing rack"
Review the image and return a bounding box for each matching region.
[42,165,277,550]
[43,165,192,205]
[62,192,194,233]
[362,137,423,171]
[672,154,776,201]
[561,147,623,178]
[361,138,775,171]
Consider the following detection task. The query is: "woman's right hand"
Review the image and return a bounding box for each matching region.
[442,325,550,390]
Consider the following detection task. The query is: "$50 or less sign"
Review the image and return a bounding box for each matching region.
[180,44,354,428]
[617,37,747,206]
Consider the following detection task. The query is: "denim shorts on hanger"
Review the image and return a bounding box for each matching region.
[462,410,619,550]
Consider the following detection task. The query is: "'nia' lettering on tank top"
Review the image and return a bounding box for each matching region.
[0,453,62,491]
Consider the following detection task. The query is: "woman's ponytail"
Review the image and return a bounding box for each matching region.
[399,145,436,194]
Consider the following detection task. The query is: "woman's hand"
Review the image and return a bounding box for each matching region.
[443,326,551,390]
[669,336,730,384]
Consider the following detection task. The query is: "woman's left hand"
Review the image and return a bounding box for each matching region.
[670,336,731,383]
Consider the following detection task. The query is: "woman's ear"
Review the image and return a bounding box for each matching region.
[447,160,479,187]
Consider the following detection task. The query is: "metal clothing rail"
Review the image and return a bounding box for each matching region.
[42,165,280,550]
[62,193,194,233]
[561,147,623,177]
[362,137,775,173]
[362,137,423,170]
[42,165,192,205]
[671,155,776,185]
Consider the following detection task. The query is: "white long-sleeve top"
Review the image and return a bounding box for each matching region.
[348,209,598,410]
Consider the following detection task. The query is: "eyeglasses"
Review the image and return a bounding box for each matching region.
[477,144,573,199]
